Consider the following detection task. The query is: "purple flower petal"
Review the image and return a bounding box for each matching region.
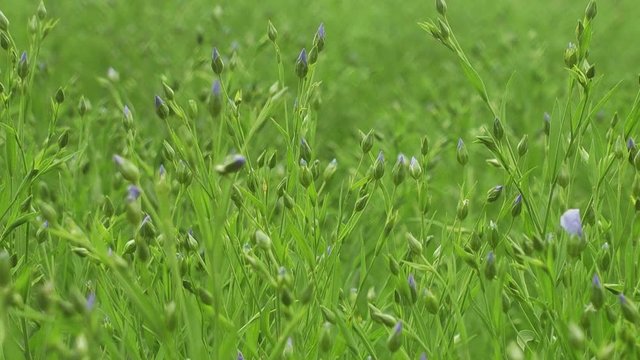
[560,208,582,237]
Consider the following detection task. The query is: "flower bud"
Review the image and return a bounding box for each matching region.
[113,155,140,183]
[300,138,312,162]
[372,151,385,180]
[409,156,422,180]
[422,289,439,314]
[406,232,423,255]
[211,47,224,75]
[295,48,308,79]
[54,87,65,104]
[37,200,58,225]
[355,194,369,212]
[215,154,246,175]
[155,95,170,119]
[484,251,496,280]
[387,321,403,353]
[435,0,447,16]
[78,96,90,116]
[165,301,177,331]
[493,118,504,140]
[320,306,337,324]
[557,164,570,188]
[313,23,325,52]
[511,194,523,217]
[0,10,9,31]
[267,20,278,42]
[319,322,333,353]
[568,322,585,350]
[517,134,528,156]
[323,158,338,182]
[162,82,175,101]
[0,250,11,287]
[388,255,400,276]
[564,42,578,68]
[457,198,469,221]
[254,230,272,250]
[421,136,430,156]
[585,1,597,21]
[360,130,374,154]
[56,128,70,149]
[591,274,605,310]
[17,51,29,79]
[371,308,397,327]
[486,185,503,203]
[392,154,407,186]
[619,294,640,324]
[299,159,313,188]
[456,138,468,166]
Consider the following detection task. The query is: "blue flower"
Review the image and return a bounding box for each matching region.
[560,208,582,237]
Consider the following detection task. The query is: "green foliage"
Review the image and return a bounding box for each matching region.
[1,0,640,359]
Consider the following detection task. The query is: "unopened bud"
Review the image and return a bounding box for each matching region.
[211,47,224,75]
[517,134,528,156]
[456,138,468,166]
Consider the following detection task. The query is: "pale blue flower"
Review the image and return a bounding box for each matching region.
[560,208,582,237]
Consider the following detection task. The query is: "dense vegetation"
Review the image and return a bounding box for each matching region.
[1,0,640,358]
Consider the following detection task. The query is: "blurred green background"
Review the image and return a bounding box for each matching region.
[4,0,639,143]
